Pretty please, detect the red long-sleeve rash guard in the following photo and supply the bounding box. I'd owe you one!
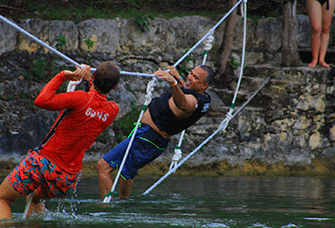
[34,71,119,174]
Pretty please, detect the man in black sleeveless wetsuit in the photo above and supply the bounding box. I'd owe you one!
[97,65,215,199]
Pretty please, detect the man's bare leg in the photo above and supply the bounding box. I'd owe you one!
[120,178,133,200]
[0,177,23,220]
[97,158,116,200]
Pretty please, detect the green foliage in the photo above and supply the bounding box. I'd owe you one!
[177,49,195,78]
[55,35,66,51]
[228,57,239,69]
[96,129,111,144]
[85,3,101,18]
[268,7,281,19]
[128,9,155,32]
[24,56,65,83]
[85,38,96,50]
[125,0,141,9]
[24,57,48,82]
[3,0,277,23]
[113,103,142,143]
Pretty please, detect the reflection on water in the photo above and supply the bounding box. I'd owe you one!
[2,176,335,227]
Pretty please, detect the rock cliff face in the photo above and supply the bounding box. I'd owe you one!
[0,15,334,169]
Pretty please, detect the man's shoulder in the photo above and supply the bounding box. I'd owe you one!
[182,88,211,101]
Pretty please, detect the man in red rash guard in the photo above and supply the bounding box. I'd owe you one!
[0,61,120,219]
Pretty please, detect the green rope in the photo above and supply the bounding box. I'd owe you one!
[104,191,117,198]
[128,123,142,137]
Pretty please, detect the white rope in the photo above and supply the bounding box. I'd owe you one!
[0,14,159,78]
[229,0,248,111]
[143,0,249,195]
[219,0,248,131]
[103,76,158,203]
[144,79,158,105]
[169,130,185,172]
[22,192,34,219]
[67,79,83,92]
[202,34,214,65]
[0,15,82,68]
[173,0,244,68]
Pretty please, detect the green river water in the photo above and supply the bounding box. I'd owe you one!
[2,176,335,228]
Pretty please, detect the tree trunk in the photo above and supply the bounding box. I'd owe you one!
[281,0,302,66]
[216,0,237,80]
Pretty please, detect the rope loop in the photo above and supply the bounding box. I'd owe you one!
[172,148,183,161]
[226,111,233,121]
[204,34,214,51]
[169,148,183,172]
[67,80,82,92]
[240,1,245,18]
[219,109,234,131]
[144,77,158,106]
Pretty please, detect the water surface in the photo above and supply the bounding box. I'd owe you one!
[2,176,335,227]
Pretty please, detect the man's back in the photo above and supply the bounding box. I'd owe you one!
[35,72,119,173]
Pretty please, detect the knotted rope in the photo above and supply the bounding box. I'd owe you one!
[202,33,214,65]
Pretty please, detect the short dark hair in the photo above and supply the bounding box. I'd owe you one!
[93,61,120,94]
[200,65,215,85]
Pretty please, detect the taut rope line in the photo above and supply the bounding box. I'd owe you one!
[0,14,157,78]
[172,0,244,68]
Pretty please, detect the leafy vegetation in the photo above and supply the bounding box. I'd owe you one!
[1,0,227,23]
[24,56,55,82]
[113,103,142,143]
[84,38,96,50]
[228,56,239,69]
[0,0,300,23]
[55,35,66,52]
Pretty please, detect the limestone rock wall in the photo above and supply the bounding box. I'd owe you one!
[0,15,334,168]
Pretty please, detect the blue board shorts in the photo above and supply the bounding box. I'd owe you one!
[103,123,169,180]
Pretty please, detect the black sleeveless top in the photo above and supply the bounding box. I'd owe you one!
[148,87,211,135]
